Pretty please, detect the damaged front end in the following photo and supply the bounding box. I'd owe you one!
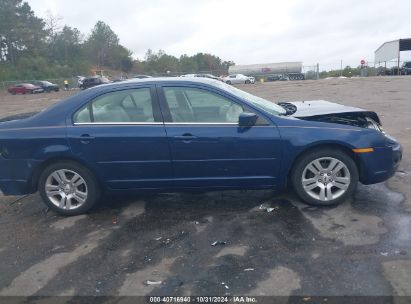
[278,100,383,131]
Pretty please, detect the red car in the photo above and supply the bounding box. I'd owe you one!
[8,83,43,95]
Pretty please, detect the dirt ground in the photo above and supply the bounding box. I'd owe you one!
[0,77,410,299]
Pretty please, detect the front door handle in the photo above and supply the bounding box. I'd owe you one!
[173,133,197,142]
[77,134,95,144]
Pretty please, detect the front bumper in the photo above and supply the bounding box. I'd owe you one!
[358,140,402,185]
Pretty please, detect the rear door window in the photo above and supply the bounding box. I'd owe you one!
[73,88,155,123]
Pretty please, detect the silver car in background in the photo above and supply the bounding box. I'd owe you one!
[222,74,255,84]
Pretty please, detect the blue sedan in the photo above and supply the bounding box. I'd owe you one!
[0,78,402,215]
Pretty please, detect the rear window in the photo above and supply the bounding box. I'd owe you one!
[73,88,155,123]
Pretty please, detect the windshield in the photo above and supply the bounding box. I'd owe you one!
[213,81,286,115]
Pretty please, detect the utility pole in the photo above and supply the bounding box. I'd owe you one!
[340,60,343,76]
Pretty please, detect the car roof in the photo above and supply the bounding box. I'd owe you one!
[85,77,222,91]
[74,77,233,99]
[122,76,218,85]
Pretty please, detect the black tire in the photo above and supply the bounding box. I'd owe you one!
[291,148,358,206]
[11,91,16,95]
[38,161,100,215]
[245,79,251,84]
[226,80,231,85]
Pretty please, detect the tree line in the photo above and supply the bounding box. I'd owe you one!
[0,0,234,81]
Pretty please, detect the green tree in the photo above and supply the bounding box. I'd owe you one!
[85,21,120,67]
[109,45,133,72]
[144,49,178,74]
[85,21,133,71]
[140,50,232,75]
[54,26,83,64]
[44,11,62,62]
[190,53,232,75]
[179,54,198,73]
[0,0,46,64]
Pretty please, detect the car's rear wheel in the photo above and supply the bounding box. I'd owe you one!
[226,80,231,85]
[39,161,100,215]
[291,149,358,206]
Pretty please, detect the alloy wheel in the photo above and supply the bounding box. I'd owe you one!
[301,157,351,202]
[45,169,88,210]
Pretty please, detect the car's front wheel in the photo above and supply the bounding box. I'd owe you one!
[291,149,358,206]
[39,161,100,215]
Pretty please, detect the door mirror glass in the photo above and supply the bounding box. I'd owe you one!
[239,112,258,127]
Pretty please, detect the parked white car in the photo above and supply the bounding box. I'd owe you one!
[222,74,255,84]
[180,74,197,77]
[77,76,86,87]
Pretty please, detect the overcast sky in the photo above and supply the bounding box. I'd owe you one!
[28,0,411,71]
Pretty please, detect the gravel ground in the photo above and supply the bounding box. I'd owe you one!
[0,77,410,298]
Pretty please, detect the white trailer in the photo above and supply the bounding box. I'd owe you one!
[228,62,304,80]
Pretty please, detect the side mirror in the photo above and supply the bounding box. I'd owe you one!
[239,112,258,127]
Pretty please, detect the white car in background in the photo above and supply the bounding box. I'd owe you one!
[77,76,86,87]
[222,74,255,84]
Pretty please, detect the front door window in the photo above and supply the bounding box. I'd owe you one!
[163,87,244,123]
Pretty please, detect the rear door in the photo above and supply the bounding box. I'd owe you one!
[157,84,282,189]
[67,86,173,190]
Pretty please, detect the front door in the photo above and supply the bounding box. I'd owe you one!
[67,86,173,190]
[158,85,282,189]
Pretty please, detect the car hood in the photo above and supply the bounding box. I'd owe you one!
[278,100,381,128]
[281,100,368,116]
